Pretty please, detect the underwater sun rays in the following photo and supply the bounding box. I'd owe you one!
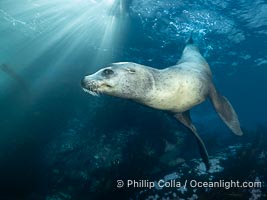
[0,0,128,97]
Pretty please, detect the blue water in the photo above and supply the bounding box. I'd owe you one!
[0,0,266,199]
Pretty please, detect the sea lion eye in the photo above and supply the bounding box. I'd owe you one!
[102,69,114,76]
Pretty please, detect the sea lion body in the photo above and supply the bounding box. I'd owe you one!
[81,39,243,170]
[137,46,211,112]
[82,45,211,113]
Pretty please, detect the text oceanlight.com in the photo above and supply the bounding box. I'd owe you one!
[116,179,262,189]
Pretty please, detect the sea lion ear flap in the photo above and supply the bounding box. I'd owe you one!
[123,67,136,73]
[209,84,243,136]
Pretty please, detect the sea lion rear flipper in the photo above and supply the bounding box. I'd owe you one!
[175,111,210,170]
[186,31,194,44]
[209,84,243,136]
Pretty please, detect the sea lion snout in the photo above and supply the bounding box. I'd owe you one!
[81,76,101,96]
[81,76,99,89]
[81,73,115,97]
[81,74,101,89]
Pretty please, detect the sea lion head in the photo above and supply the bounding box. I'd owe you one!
[81,62,154,100]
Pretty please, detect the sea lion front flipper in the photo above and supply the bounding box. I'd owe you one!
[209,84,243,136]
[174,111,210,170]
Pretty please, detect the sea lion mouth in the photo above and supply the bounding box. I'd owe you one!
[82,87,100,96]
[82,80,112,96]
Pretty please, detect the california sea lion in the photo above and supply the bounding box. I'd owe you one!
[81,37,243,170]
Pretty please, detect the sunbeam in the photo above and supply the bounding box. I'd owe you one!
[0,0,128,99]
